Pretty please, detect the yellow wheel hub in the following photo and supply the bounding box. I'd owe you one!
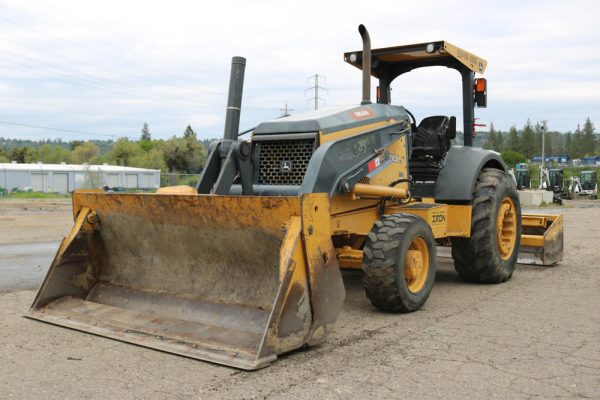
[403,237,429,293]
[496,197,517,260]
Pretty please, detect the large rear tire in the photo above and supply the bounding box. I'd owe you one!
[362,214,437,312]
[451,168,522,283]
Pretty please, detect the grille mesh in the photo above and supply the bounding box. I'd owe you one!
[257,139,315,185]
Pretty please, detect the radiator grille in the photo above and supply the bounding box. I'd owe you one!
[257,139,315,185]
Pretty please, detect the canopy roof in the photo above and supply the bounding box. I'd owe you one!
[344,40,487,77]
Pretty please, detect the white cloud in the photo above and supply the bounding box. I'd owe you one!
[0,0,598,140]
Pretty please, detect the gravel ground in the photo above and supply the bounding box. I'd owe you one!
[0,199,72,245]
[0,200,598,399]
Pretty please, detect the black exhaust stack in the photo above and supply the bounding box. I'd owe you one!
[197,56,253,195]
[358,24,371,105]
[223,56,246,140]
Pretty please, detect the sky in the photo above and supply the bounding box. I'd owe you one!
[0,0,598,141]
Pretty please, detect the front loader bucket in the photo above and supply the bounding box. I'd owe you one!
[26,191,345,370]
[518,213,563,265]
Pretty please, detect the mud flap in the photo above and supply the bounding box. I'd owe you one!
[26,191,345,370]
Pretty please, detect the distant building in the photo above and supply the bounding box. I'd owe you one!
[530,155,570,164]
[0,162,160,193]
[581,156,600,166]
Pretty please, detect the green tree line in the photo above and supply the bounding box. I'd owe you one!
[0,123,215,175]
[482,117,597,160]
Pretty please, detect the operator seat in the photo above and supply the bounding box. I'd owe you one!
[409,116,457,194]
[411,115,455,158]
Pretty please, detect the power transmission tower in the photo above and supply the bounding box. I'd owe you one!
[305,74,328,110]
[280,102,294,117]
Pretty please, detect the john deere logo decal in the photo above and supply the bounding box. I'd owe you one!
[280,160,293,173]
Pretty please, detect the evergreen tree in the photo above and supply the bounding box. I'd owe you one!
[582,117,596,157]
[484,122,498,151]
[496,130,505,152]
[9,147,38,163]
[507,125,520,152]
[545,131,555,156]
[183,125,197,141]
[564,132,572,158]
[572,124,584,159]
[484,130,495,150]
[140,122,153,152]
[552,131,565,155]
[141,122,152,141]
[520,120,536,158]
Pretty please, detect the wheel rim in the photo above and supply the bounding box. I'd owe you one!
[403,236,430,294]
[496,196,517,260]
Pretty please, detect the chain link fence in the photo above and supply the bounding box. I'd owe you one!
[160,173,202,188]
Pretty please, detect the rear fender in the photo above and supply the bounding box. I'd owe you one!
[435,146,507,202]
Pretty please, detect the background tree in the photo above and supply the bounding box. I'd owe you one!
[519,120,536,158]
[183,125,197,141]
[140,123,153,152]
[38,144,71,164]
[501,151,527,167]
[82,165,102,189]
[483,122,498,151]
[107,138,142,166]
[582,117,596,157]
[496,129,505,152]
[70,140,84,150]
[162,136,206,173]
[544,129,553,156]
[71,142,100,164]
[547,131,564,155]
[507,125,520,152]
[141,123,151,141]
[564,132,572,157]
[9,147,38,163]
[130,148,167,171]
[571,124,584,159]
[0,146,9,162]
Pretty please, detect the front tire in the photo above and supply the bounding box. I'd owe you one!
[362,214,437,312]
[451,168,522,283]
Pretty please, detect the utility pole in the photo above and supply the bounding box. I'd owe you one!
[539,120,547,190]
[279,103,294,117]
[305,74,328,110]
[541,120,547,169]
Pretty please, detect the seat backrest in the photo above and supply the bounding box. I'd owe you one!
[418,116,449,136]
[412,116,452,158]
